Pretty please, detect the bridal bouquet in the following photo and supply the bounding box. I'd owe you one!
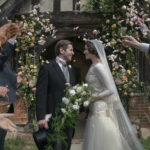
[45,83,92,150]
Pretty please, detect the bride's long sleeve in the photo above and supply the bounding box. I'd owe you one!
[94,64,114,99]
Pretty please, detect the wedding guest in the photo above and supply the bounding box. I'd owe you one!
[0,22,19,150]
[122,36,150,55]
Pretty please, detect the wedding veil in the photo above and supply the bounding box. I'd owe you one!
[89,39,144,150]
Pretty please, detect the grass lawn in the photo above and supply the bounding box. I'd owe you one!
[5,138,38,150]
[4,137,150,150]
[141,137,150,150]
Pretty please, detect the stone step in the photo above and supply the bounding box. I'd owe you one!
[72,139,83,144]
[71,139,83,150]
[71,143,82,150]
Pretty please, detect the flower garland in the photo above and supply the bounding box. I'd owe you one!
[83,0,150,108]
[15,5,56,118]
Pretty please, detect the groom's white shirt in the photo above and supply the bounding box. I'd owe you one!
[56,56,67,71]
[140,43,150,54]
[8,39,15,45]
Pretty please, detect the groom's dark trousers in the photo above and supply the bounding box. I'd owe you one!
[0,42,17,150]
[36,59,76,150]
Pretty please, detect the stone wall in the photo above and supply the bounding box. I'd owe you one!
[40,0,53,12]
[9,99,28,125]
[128,95,150,128]
[128,94,150,138]
[18,0,88,13]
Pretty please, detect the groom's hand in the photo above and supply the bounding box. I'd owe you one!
[38,120,49,129]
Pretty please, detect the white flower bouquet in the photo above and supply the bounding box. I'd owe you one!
[46,83,92,150]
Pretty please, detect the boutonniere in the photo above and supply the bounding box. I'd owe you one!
[68,65,72,69]
[65,82,71,86]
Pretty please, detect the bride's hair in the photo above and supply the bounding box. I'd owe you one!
[86,41,99,57]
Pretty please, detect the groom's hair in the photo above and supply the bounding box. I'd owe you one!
[55,40,73,56]
[86,41,99,57]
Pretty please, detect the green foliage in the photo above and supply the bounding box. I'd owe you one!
[5,138,38,150]
[141,137,150,150]
[5,138,24,150]
[85,0,130,14]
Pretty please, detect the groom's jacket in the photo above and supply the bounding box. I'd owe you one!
[36,59,76,121]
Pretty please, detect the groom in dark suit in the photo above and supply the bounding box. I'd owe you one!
[36,40,76,150]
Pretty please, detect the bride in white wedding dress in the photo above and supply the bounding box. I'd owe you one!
[82,40,144,150]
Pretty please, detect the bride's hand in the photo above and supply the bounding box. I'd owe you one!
[78,112,87,121]
[89,94,100,102]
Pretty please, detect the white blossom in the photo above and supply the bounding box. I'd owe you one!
[73,26,79,31]
[92,29,99,35]
[113,62,119,67]
[83,101,90,107]
[33,9,37,15]
[29,80,35,88]
[75,101,79,105]
[81,91,86,96]
[76,98,81,102]
[68,65,72,69]
[105,39,109,42]
[72,105,79,110]
[46,60,49,64]
[108,54,117,62]
[28,32,32,36]
[36,17,40,21]
[34,65,37,69]
[106,42,111,47]
[50,24,54,29]
[119,65,124,68]
[38,40,46,45]
[69,89,76,96]
[145,18,150,22]
[45,28,51,32]
[73,85,77,90]
[129,21,134,27]
[61,108,66,114]
[62,97,69,105]
[121,5,127,10]
[76,87,83,93]
[83,83,88,87]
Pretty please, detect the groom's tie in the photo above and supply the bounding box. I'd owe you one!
[59,60,70,83]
